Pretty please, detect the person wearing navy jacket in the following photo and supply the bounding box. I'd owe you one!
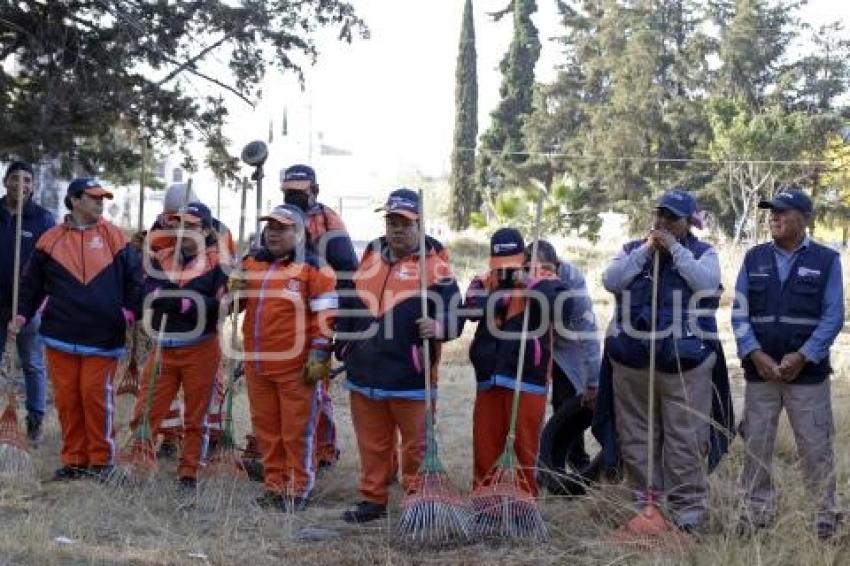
[601,189,723,533]
[732,187,844,539]
[12,178,142,481]
[335,188,462,523]
[0,161,55,445]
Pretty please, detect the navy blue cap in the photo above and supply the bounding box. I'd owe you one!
[656,189,698,219]
[758,186,813,215]
[282,164,317,188]
[490,228,525,269]
[375,188,419,220]
[169,201,212,227]
[4,161,33,182]
[260,203,306,227]
[66,178,113,199]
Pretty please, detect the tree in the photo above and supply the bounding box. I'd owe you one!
[449,0,479,231]
[477,0,541,193]
[0,1,367,181]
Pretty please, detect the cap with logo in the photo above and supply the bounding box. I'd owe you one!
[489,227,525,270]
[168,201,212,228]
[260,204,306,227]
[758,185,813,215]
[281,164,317,192]
[66,178,113,200]
[375,188,420,220]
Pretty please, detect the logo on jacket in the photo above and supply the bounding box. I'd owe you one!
[286,279,302,293]
[395,265,417,281]
[797,267,821,278]
[21,230,33,238]
[88,236,104,250]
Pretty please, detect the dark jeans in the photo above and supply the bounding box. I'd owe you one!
[551,365,590,470]
[1,311,47,417]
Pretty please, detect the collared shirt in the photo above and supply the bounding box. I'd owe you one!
[731,236,844,362]
[602,238,721,294]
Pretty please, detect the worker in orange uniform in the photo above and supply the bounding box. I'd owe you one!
[336,188,463,523]
[280,164,358,470]
[464,228,578,497]
[130,202,228,489]
[12,178,142,481]
[232,204,337,511]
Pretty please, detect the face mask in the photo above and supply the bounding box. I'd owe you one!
[284,190,310,212]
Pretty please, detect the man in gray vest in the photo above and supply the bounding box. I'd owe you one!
[732,186,844,539]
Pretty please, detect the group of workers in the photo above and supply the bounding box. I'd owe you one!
[0,158,843,538]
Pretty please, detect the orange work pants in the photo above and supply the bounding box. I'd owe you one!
[246,370,321,498]
[349,392,427,505]
[473,386,547,497]
[131,337,221,478]
[45,348,120,467]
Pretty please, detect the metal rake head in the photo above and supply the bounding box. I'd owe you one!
[202,446,248,480]
[470,468,548,541]
[112,439,158,486]
[116,359,140,396]
[395,471,473,547]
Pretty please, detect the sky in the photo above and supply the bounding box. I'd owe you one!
[164,0,850,238]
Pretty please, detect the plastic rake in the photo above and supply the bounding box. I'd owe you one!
[112,316,169,485]
[470,185,548,542]
[395,189,472,547]
[0,191,33,477]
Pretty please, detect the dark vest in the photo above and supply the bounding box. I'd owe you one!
[742,240,836,384]
[607,235,719,371]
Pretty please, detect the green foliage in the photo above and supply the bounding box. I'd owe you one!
[0,0,366,181]
[449,0,479,230]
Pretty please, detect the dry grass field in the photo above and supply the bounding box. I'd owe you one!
[3,238,850,565]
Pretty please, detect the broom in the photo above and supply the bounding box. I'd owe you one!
[111,315,169,485]
[608,251,692,551]
[395,189,472,547]
[0,187,34,476]
[204,176,249,480]
[469,184,548,541]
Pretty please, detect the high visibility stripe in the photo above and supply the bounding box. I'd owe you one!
[105,372,116,465]
[778,316,820,326]
[309,293,338,312]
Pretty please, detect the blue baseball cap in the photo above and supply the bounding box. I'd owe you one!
[656,189,698,219]
[169,201,212,227]
[758,186,813,215]
[66,177,113,199]
[489,228,525,270]
[375,188,419,220]
[4,161,33,182]
[260,203,305,228]
[281,164,317,190]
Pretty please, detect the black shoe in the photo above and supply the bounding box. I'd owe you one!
[255,491,287,510]
[292,496,310,512]
[86,465,117,483]
[51,466,87,482]
[157,439,180,460]
[242,458,264,482]
[736,515,770,537]
[25,413,43,447]
[178,476,197,491]
[342,501,387,524]
[817,521,836,540]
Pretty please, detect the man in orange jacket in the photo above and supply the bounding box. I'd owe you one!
[131,202,229,488]
[234,204,337,511]
[280,164,358,470]
[13,178,142,481]
[336,189,463,523]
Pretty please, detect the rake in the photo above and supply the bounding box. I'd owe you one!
[204,177,249,480]
[111,316,168,485]
[395,189,472,547]
[470,183,548,542]
[608,252,693,552]
[0,190,33,477]
[116,327,141,396]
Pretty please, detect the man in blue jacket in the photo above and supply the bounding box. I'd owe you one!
[0,161,55,445]
[732,187,844,539]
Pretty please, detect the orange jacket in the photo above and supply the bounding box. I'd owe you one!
[240,248,337,378]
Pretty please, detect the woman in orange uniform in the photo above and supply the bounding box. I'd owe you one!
[233,204,337,511]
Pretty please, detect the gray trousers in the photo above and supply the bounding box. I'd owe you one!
[739,379,837,526]
[612,353,716,527]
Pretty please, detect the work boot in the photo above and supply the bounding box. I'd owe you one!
[178,476,198,491]
[342,501,387,524]
[87,465,118,483]
[25,413,43,448]
[157,438,180,460]
[51,466,87,482]
[255,491,287,511]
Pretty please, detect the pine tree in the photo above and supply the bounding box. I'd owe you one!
[478,0,541,193]
[449,0,479,231]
